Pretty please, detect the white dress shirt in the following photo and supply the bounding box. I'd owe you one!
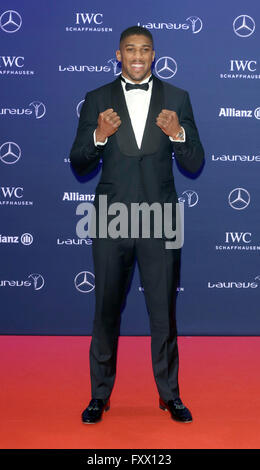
[94,74,185,148]
[121,74,153,148]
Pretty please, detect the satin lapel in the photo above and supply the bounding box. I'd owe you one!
[140,76,164,154]
[111,77,140,156]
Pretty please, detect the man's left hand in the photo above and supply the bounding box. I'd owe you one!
[156,109,182,139]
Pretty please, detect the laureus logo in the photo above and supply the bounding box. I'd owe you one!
[29,101,46,119]
[0,273,45,290]
[76,100,85,118]
[27,274,45,290]
[0,102,46,119]
[137,16,203,34]
[107,58,121,76]
[179,190,199,207]
[186,16,203,34]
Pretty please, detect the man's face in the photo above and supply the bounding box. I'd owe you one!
[116,34,155,83]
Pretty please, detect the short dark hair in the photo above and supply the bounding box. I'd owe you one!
[120,26,154,47]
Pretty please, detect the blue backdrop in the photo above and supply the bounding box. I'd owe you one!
[1,0,259,335]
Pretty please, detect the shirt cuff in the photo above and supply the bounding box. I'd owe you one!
[93,129,108,146]
[169,127,186,143]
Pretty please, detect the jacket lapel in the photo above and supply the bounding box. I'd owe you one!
[111,77,140,156]
[140,75,164,154]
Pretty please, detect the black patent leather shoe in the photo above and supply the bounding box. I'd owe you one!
[81,398,110,424]
[159,397,193,423]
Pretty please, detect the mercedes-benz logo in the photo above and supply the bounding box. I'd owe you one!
[0,10,22,33]
[76,100,85,118]
[28,273,45,290]
[179,190,199,208]
[186,16,203,34]
[155,57,177,80]
[29,101,46,119]
[254,107,260,120]
[74,271,95,293]
[0,142,21,165]
[233,15,255,37]
[228,188,250,210]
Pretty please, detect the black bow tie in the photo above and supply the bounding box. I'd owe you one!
[121,75,152,91]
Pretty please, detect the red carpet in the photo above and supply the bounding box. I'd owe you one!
[0,336,259,449]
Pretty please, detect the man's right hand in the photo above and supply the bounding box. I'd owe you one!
[95,108,121,143]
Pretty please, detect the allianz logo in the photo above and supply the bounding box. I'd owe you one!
[63,192,95,201]
[219,107,260,119]
[0,233,33,245]
[208,276,260,289]
[212,153,260,162]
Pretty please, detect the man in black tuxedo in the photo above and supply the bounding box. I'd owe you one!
[70,26,204,424]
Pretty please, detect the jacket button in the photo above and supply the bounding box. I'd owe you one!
[139,156,143,162]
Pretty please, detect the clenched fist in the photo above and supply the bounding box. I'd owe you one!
[156,109,182,139]
[95,108,121,142]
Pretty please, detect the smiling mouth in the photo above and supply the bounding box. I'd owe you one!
[131,63,145,70]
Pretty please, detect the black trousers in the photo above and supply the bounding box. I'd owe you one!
[89,236,181,403]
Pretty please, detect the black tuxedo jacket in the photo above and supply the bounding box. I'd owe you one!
[70,75,204,239]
